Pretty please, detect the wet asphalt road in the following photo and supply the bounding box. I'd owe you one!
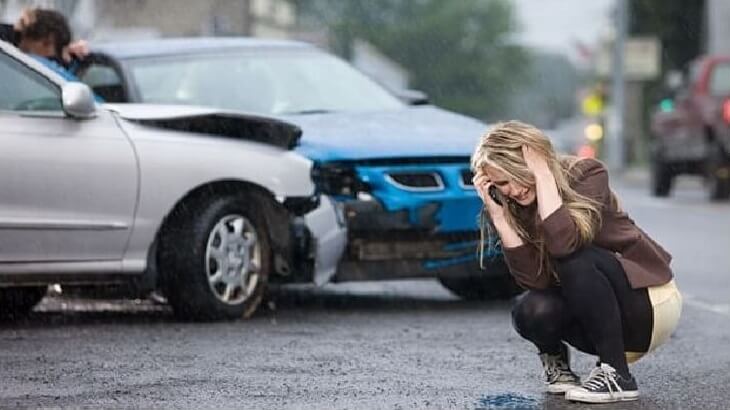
[1,174,729,409]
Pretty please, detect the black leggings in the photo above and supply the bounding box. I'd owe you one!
[511,246,653,378]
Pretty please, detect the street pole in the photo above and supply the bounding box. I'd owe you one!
[607,0,628,171]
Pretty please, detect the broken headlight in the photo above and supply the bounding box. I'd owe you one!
[311,162,370,198]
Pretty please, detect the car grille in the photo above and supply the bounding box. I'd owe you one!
[386,172,444,191]
[460,169,474,187]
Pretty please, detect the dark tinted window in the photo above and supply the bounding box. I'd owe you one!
[78,62,127,102]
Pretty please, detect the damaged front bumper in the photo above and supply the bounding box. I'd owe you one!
[285,160,505,285]
[333,199,498,282]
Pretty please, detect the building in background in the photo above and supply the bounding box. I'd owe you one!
[0,0,296,40]
[705,0,730,55]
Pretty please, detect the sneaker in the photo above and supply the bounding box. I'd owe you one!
[565,363,639,403]
[540,344,580,394]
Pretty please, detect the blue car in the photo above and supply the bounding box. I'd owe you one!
[77,38,518,299]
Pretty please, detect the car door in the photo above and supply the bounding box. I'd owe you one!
[75,54,131,103]
[0,51,138,264]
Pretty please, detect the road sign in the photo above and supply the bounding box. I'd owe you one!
[596,36,661,80]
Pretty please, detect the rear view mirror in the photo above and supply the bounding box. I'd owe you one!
[62,82,96,119]
[394,89,430,106]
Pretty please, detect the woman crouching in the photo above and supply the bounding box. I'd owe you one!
[472,121,682,404]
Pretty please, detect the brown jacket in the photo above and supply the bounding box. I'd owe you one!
[502,158,673,290]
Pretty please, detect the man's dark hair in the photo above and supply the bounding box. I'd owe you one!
[21,9,71,58]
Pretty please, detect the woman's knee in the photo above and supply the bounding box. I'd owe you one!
[511,290,565,336]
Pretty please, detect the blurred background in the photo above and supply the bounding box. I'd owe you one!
[0,0,714,169]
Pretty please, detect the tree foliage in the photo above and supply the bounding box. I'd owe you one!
[629,0,704,73]
[291,0,529,120]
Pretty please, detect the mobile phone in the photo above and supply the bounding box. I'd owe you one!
[488,185,502,206]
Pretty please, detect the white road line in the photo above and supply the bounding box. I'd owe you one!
[682,294,730,316]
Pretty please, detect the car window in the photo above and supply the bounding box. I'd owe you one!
[0,52,62,112]
[709,63,730,96]
[78,62,127,102]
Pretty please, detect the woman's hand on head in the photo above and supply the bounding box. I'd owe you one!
[472,172,505,220]
[522,145,552,178]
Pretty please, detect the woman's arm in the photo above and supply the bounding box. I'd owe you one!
[523,145,563,220]
[473,172,551,289]
[537,158,610,257]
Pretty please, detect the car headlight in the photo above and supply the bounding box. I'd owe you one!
[311,163,370,197]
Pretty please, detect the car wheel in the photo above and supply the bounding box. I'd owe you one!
[158,193,271,321]
[0,286,47,320]
[707,143,730,201]
[651,152,673,197]
[439,259,522,300]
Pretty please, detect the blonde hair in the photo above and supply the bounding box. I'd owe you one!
[471,120,601,278]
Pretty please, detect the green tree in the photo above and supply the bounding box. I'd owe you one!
[629,0,705,74]
[291,0,529,120]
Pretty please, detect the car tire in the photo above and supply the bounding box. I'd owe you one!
[707,143,730,201]
[651,152,673,197]
[158,192,271,321]
[439,259,522,300]
[0,286,47,320]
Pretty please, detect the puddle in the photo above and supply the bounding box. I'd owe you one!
[475,393,541,409]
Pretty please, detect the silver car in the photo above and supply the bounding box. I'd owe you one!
[0,41,337,320]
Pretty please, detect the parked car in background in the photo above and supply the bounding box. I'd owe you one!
[75,38,519,300]
[650,55,730,200]
[0,40,324,320]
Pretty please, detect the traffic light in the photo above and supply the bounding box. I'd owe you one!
[659,98,674,113]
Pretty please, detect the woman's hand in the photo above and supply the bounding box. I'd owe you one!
[472,172,505,221]
[522,145,551,178]
[473,171,524,248]
[522,145,562,219]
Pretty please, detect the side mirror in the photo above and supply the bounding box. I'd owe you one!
[394,89,430,106]
[62,82,96,119]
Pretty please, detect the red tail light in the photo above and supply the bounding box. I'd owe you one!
[722,99,730,124]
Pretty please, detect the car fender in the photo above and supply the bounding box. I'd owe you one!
[113,117,315,272]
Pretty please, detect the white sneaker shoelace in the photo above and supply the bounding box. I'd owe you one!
[540,353,575,384]
[582,363,622,394]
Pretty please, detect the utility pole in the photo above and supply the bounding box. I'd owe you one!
[241,0,252,36]
[607,0,628,171]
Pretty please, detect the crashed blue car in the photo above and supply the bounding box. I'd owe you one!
[76,37,518,299]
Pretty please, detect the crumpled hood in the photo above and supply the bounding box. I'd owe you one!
[106,103,302,149]
[280,106,486,162]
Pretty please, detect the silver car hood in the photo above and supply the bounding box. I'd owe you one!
[104,103,302,150]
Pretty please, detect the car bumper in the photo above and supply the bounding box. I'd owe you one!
[330,198,501,282]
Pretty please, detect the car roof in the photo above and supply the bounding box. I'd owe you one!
[93,37,316,60]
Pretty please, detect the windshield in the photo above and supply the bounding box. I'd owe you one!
[126,50,405,115]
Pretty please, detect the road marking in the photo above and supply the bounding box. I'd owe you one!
[682,294,730,316]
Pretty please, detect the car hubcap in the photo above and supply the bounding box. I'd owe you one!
[205,214,261,305]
